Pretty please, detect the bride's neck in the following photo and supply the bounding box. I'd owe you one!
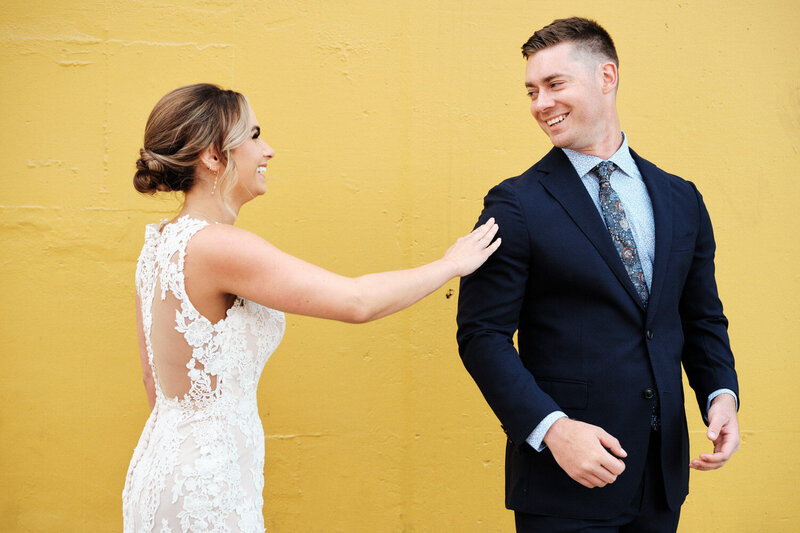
[179,187,240,225]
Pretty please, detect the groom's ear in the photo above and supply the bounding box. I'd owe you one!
[598,61,618,95]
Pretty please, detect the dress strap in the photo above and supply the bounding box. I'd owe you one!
[156,216,210,302]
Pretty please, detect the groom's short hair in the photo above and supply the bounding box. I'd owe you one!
[521,17,618,67]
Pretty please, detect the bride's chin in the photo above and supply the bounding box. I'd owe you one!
[247,189,265,201]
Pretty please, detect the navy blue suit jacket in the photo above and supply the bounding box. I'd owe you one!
[456,147,738,518]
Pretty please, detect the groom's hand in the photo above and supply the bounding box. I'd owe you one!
[690,393,739,471]
[543,418,627,489]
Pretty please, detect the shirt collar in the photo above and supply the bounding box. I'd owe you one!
[561,132,639,180]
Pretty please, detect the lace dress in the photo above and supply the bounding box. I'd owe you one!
[123,216,285,533]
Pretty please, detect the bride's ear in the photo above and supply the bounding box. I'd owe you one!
[198,145,222,173]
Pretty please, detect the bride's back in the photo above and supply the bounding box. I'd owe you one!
[139,217,218,402]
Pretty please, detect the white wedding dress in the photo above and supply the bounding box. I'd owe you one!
[123,216,285,533]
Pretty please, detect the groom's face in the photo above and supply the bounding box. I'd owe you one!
[525,41,610,154]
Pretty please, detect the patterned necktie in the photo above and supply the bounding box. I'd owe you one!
[594,161,649,307]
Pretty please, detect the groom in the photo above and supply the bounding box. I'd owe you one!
[456,17,739,531]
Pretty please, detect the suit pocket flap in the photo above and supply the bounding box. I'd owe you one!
[537,378,588,410]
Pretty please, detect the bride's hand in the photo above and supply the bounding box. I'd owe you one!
[443,218,501,277]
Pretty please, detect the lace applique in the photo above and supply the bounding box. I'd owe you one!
[123,216,285,533]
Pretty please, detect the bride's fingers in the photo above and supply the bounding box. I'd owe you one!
[471,218,496,240]
[484,237,501,255]
[478,223,499,246]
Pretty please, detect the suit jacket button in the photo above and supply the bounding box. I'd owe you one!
[646,329,654,340]
[643,388,656,400]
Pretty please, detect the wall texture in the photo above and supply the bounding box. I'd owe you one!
[1,1,798,531]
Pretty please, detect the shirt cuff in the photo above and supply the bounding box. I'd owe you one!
[705,389,738,422]
[526,411,568,452]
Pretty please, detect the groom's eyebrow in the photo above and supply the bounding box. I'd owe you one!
[526,73,568,87]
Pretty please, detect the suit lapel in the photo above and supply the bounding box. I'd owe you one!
[631,149,673,323]
[536,148,646,310]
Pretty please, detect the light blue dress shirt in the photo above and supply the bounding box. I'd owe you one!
[525,133,736,451]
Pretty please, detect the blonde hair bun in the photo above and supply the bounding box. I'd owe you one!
[133,84,251,195]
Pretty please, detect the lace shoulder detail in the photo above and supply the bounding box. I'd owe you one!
[135,221,164,295]
[155,216,210,300]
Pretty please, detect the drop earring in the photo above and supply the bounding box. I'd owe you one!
[210,168,219,195]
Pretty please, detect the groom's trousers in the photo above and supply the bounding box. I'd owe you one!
[514,430,681,533]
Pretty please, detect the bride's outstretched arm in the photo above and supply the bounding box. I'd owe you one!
[188,219,500,323]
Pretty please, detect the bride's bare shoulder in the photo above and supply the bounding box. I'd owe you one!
[192,222,260,243]
[187,223,279,265]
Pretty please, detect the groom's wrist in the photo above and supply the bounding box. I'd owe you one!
[527,411,567,451]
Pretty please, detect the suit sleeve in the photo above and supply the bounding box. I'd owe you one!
[456,182,562,444]
[679,183,740,419]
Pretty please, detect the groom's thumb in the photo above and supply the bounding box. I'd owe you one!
[707,416,724,441]
[598,430,627,458]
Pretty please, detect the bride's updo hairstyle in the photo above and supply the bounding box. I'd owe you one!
[134,83,252,196]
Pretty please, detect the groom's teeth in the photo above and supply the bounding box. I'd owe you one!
[547,114,566,126]
[257,165,266,174]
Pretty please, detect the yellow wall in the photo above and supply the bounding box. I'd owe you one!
[1,1,798,531]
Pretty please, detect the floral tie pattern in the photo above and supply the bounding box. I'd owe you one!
[594,161,649,307]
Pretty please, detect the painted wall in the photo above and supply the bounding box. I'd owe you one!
[1,1,798,531]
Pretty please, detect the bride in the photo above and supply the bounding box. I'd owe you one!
[122,83,500,532]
